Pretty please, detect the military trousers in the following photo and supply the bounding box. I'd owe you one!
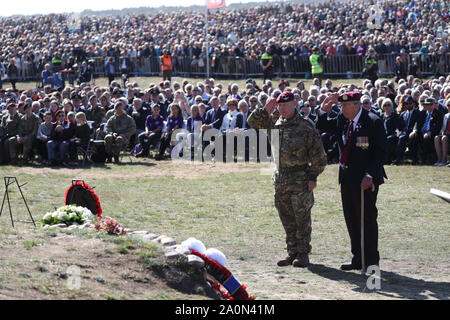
[274,182,314,256]
[104,134,127,157]
[3,136,18,161]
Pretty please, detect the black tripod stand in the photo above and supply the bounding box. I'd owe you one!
[0,176,36,228]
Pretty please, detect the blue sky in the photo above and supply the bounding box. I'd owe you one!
[2,0,280,17]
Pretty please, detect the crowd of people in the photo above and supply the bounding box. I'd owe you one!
[1,72,449,167]
[0,0,448,85]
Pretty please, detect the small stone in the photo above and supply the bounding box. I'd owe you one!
[67,225,78,230]
[161,237,176,246]
[187,255,205,268]
[155,235,166,243]
[176,245,191,255]
[55,223,67,228]
[132,230,148,235]
[165,251,181,259]
[123,228,133,233]
[140,233,158,242]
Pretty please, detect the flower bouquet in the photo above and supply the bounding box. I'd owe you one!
[94,216,127,235]
[41,205,96,226]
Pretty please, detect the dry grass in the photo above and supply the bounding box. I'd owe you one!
[0,159,449,300]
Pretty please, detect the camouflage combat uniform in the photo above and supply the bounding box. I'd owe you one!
[18,113,41,161]
[105,112,136,157]
[248,108,327,256]
[1,112,21,163]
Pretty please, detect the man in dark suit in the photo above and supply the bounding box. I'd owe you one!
[319,91,387,271]
[395,95,420,164]
[409,97,444,165]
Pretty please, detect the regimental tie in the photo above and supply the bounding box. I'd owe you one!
[340,120,354,166]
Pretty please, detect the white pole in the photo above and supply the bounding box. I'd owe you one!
[205,1,210,78]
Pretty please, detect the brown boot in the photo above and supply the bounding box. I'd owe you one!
[277,254,296,267]
[293,253,309,268]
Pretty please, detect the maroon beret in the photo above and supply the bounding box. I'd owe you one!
[55,110,64,118]
[6,103,16,109]
[338,91,362,102]
[276,91,295,103]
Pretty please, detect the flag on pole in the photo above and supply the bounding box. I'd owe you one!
[207,0,226,10]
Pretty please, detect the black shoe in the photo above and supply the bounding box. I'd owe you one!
[277,255,296,267]
[106,156,113,163]
[154,154,163,161]
[114,156,120,163]
[340,262,362,271]
[135,151,148,158]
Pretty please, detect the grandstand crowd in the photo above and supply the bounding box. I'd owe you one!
[1,73,449,167]
[0,0,449,167]
[0,0,448,82]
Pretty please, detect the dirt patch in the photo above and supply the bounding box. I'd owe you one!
[0,227,214,300]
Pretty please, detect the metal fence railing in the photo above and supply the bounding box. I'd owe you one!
[2,52,448,86]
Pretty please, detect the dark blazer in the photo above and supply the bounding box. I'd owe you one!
[338,108,387,186]
[413,109,444,137]
[399,108,420,135]
[237,110,252,130]
[382,113,404,137]
[320,108,387,186]
[204,107,227,130]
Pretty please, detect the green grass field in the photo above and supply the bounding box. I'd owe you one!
[0,159,448,300]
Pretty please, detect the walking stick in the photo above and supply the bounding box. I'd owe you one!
[360,186,365,275]
[361,183,375,275]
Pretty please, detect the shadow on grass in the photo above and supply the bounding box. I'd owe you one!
[307,263,450,300]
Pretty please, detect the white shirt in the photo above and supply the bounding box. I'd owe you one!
[220,109,239,132]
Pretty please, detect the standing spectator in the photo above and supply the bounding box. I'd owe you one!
[160,49,173,82]
[309,47,324,86]
[260,48,274,82]
[434,99,450,166]
[105,57,115,85]
[7,59,19,90]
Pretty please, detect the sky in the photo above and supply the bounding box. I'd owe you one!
[1,0,280,17]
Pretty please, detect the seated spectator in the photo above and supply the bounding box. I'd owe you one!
[47,110,75,166]
[85,95,106,129]
[395,95,420,164]
[136,104,164,158]
[155,103,184,160]
[68,112,91,165]
[130,98,151,144]
[104,101,137,163]
[17,103,41,163]
[1,103,21,164]
[381,98,404,164]
[434,99,450,166]
[409,98,444,165]
[35,111,53,164]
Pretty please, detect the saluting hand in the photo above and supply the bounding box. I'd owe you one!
[264,98,277,114]
[321,92,339,113]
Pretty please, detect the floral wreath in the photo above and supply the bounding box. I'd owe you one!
[189,249,255,300]
[64,181,102,219]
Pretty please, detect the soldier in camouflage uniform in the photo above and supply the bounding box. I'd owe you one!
[104,101,136,163]
[247,91,327,268]
[1,103,21,164]
[17,103,41,163]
